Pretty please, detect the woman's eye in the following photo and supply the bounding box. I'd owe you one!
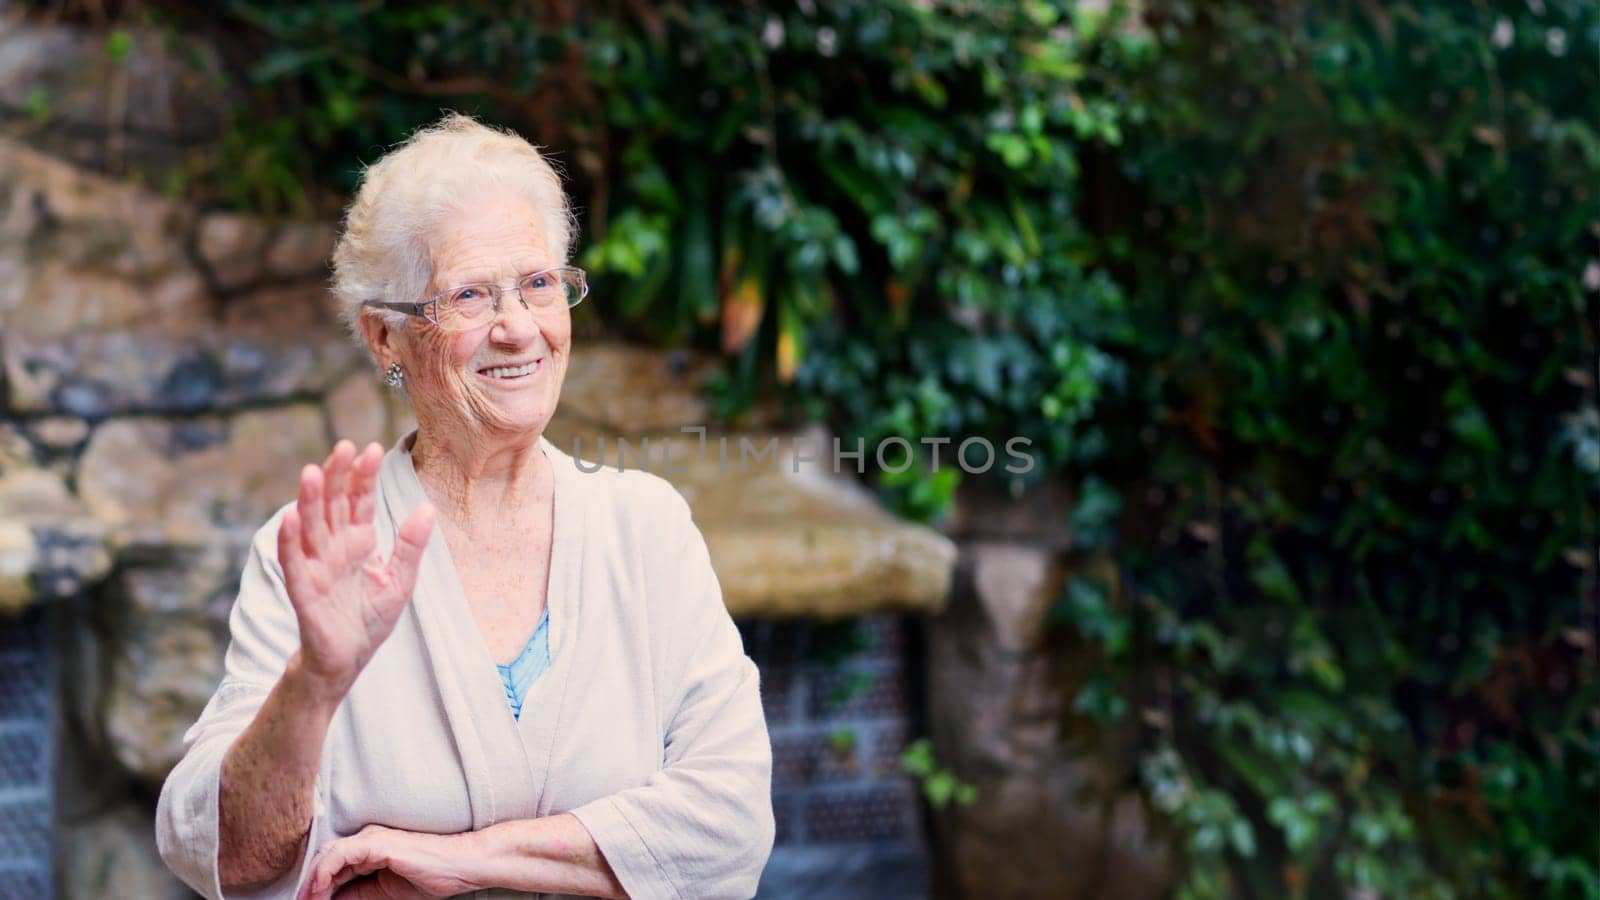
[453,288,482,303]
[527,275,551,289]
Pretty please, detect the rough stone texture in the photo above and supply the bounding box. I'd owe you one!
[554,343,714,434]
[555,341,782,434]
[265,221,338,281]
[0,440,111,613]
[0,20,233,181]
[0,140,195,301]
[97,540,242,784]
[195,210,274,291]
[0,135,352,622]
[51,709,176,898]
[327,367,400,450]
[76,405,330,548]
[942,476,1077,552]
[4,329,360,417]
[0,139,360,419]
[57,801,192,900]
[23,416,90,455]
[6,261,208,341]
[543,417,956,618]
[924,543,1177,899]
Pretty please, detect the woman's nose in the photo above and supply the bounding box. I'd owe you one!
[489,290,539,343]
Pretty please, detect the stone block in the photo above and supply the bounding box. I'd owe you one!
[4,329,360,417]
[76,405,330,547]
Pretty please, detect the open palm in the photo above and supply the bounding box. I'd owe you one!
[277,440,436,696]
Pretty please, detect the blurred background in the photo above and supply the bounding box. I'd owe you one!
[0,1,1595,898]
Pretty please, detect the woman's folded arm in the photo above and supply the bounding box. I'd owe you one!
[565,490,776,900]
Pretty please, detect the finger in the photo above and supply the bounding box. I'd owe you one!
[305,837,364,900]
[298,464,330,558]
[278,506,309,598]
[330,855,385,892]
[349,443,383,527]
[324,863,357,895]
[300,842,345,900]
[322,838,385,893]
[383,504,436,603]
[278,505,304,572]
[297,848,330,900]
[324,440,356,533]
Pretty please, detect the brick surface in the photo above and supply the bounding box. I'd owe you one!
[737,615,925,853]
[0,608,54,899]
[803,785,918,843]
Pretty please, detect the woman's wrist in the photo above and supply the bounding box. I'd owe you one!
[281,650,352,714]
[453,815,623,898]
[450,824,508,894]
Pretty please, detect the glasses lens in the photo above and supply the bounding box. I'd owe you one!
[519,269,586,308]
[565,268,588,308]
[436,284,498,329]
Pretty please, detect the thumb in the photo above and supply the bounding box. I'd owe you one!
[384,503,436,600]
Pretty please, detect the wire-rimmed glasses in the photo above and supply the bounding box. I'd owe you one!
[363,266,588,331]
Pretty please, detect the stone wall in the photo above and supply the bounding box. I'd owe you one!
[0,136,404,897]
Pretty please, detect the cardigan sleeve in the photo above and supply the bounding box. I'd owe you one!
[569,490,776,900]
[154,505,330,900]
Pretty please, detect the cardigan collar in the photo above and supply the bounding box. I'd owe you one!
[375,427,588,826]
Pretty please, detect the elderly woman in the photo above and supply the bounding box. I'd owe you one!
[155,114,775,900]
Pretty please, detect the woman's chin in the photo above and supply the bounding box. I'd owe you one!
[481,403,552,438]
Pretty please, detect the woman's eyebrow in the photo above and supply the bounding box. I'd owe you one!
[447,261,552,285]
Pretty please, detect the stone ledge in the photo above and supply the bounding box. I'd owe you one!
[702,520,954,618]
[545,413,956,619]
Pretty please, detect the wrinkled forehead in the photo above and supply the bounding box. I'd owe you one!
[424,194,554,291]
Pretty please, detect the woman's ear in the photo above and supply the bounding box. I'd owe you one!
[358,308,398,368]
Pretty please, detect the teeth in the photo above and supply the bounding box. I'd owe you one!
[483,361,538,379]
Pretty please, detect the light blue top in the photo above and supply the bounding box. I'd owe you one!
[496,606,552,720]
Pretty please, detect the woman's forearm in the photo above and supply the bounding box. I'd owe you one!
[217,651,344,889]
[462,814,627,899]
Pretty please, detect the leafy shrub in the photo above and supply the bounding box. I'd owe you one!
[1061,2,1599,896]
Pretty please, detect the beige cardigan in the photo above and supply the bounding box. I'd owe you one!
[155,432,775,899]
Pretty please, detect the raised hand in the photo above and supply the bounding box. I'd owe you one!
[277,440,436,700]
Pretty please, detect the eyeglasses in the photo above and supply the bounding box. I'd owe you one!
[363,266,588,331]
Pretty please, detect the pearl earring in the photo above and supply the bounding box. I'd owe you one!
[384,362,405,388]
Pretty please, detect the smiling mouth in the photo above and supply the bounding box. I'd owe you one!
[478,359,544,380]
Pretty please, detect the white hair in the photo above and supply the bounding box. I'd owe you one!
[330,112,575,352]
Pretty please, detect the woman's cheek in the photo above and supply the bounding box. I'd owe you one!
[410,332,484,432]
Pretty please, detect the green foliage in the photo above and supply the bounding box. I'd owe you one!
[122,0,1148,512]
[22,87,50,122]
[1077,1,1599,897]
[901,738,978,810]
[104,27,133,63]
